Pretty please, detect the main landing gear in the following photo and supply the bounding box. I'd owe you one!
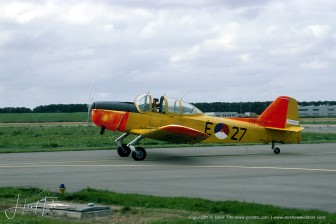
[115,133,147,161]
[272,141,280,154]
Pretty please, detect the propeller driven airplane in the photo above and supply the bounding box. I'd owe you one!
[91,93,303,161]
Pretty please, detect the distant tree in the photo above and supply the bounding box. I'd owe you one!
[0,107,32,113]
[193,100,336,115]
[299,101,336,106]
[193,101,272,114]
[33,104,88,113]
[2,100,334,114]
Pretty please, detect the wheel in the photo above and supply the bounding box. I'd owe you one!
[273,147,280,154]
[131,147,147,161]
[117,144,131,157]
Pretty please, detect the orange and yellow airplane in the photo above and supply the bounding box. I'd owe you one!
[91,93,303,161]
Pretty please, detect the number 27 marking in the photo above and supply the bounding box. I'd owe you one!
[231,127,247,141]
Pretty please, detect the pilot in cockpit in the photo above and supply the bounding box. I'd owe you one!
[152,98,160,112]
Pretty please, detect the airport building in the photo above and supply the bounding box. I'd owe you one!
[205,112,238,118]
[206,105,336,118]
[299,105,336,117]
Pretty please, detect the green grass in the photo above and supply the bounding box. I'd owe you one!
[0,125,111,152]
[0,187,334,224]
[301,132,336,143]
[0,125,173,153]
[300,117,336,124]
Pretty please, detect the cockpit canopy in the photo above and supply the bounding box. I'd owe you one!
[135,93,203,115]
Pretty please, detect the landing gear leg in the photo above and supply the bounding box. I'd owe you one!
[272,141,280,154]
[127,135,147,161]
[115,133,131,157]
[100,126,106,135]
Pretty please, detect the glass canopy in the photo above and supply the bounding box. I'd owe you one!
[134,93,203,115]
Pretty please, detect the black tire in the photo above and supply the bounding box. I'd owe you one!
[131,147,147,161]
[117,144,131,157]
[273,147,280,154]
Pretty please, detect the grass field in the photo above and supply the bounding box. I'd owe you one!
[0,125,335,153]
[300,117,336,124]
[0,125,175,153]
[0,125,113,152]
[0,187,334,224]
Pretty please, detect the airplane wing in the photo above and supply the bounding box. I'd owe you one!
[130,125,210,144]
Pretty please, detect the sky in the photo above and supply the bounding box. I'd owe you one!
[0,0,335,108]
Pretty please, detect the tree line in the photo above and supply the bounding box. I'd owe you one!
[0,104,88,113]
[0,101,335,114]
[194,101,336,114]
[193,101,272,115]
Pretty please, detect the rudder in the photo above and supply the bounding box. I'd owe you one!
[257,96,300,129]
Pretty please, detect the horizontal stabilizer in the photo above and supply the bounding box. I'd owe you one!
[265,126,304,132]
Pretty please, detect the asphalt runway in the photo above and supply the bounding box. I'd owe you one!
[1,143,335,213]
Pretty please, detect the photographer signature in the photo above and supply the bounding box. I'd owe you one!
[5,194,60,220]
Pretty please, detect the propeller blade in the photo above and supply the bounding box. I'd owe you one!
[87,80,95,124]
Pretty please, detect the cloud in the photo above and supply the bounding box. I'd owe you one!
[0,0,335,108]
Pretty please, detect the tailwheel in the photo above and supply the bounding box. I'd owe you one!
[131,147,147,161]
[273,147,280,154]
[117,144,131,157]
[272,141,280,155]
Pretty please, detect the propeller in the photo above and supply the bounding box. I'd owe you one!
[87,80,95,125]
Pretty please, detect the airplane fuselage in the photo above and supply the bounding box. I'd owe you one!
[123,111,301,144]
[91,94,303,160]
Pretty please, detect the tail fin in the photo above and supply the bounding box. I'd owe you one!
[257,96,301,130]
